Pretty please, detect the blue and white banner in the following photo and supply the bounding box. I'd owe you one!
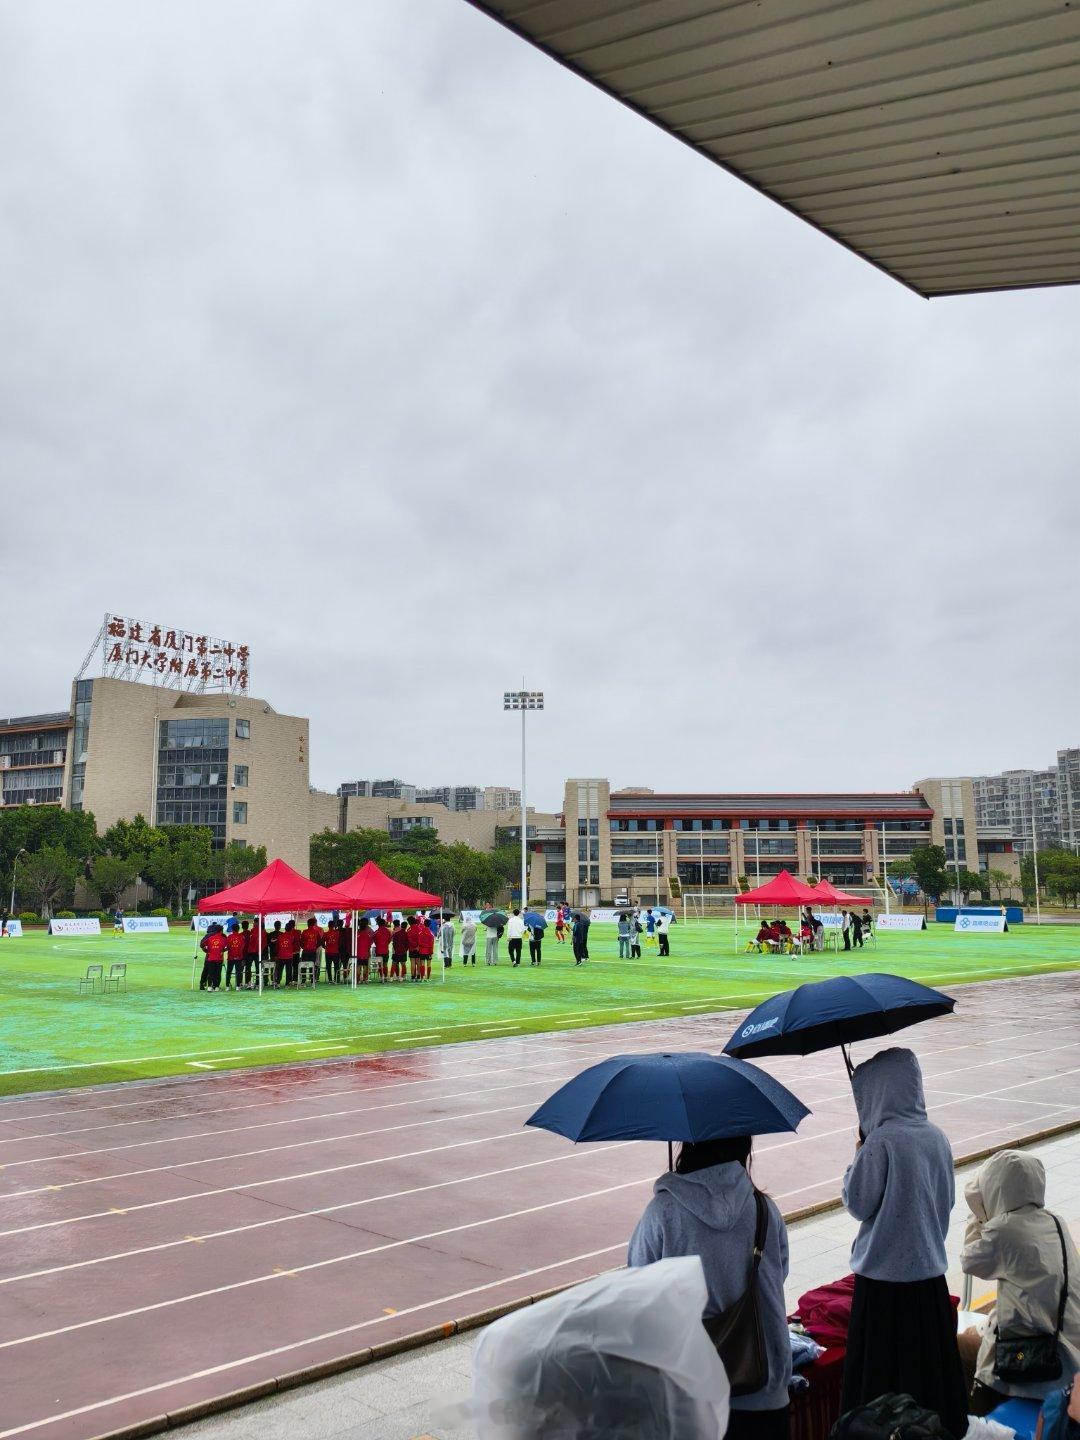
[191,914,232,932]
[1,919,23,937]
[876,914,926,931]
[814,912,844,928]
[122,916,170,934]
[955,914,1007,933]
[49,917,101,936]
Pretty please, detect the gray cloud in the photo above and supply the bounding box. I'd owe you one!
[2,0,1078,805]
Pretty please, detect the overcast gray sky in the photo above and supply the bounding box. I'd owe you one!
[2,1,1078,809]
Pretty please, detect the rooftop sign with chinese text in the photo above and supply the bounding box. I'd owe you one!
[93,614,250,693]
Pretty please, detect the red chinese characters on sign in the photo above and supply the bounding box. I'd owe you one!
[102,617,250,693]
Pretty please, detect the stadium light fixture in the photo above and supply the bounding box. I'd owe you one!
[503,690,544,911]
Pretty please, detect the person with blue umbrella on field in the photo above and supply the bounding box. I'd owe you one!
[528,1051,810,1440]
[724,974,967,1439]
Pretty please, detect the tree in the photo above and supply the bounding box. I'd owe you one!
[955,868,984,904]
[309,828,391,886]
[144,827,215,914]
[907,845,951,911]
[88,853,144,910]
[214,843,267,889]
[1040,849,1080,907]
[987,867,1013,903]
[101,815,166,864]
[1,806,98,892]
[16,844,80,919]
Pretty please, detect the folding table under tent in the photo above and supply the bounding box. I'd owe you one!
[733,869,825,952]
[196,858,350,992]
[331,861,443,986]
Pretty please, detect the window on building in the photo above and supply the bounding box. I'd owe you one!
[233,802,248,824]
[944,819,953,834]
[234,765,249,787]
[235,718,250,739]
[233,839,248,849]
[588,818,598,836]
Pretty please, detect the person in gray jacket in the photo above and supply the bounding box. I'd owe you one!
[627,1136,791,1440]
[840,1047,967,1439]
[961,1148,1080,1413]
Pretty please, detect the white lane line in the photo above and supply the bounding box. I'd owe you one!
[0,1241,628,1440]
[0,1066,620,1171]
[0,1129,538,1240]
[186,1059,242,1070]
[0,1143,641,1287]
[0,1179,660,1350]
[0,1101,548,1201]
[0,1048,620,1142]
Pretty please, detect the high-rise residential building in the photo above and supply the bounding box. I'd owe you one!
[483,786,521,811]
[414,785,483,812]
[0,711,72,808]
[972,762,1067,854]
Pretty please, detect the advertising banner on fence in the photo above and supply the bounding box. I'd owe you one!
[955,914,1007,933]
[876,914,926,931]
[1,919,23,937]
[49,918,102,936]
[122,917,170,934]
[191,915,231,932]
[813,912,843,928]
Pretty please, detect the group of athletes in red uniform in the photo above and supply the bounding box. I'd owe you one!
[197,913,439,990]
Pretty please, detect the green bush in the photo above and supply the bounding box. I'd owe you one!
[55,910,76,919]
[151,908,171,918]
[18,911,38,925]
[98,912,113,924]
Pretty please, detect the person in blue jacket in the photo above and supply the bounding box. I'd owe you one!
[840,1047,967,1438]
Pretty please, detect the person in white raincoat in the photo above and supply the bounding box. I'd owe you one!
[961,1148,1080,1413]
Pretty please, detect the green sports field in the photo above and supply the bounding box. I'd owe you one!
[1,921,1078,1097]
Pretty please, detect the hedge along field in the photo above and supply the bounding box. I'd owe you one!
[0,919,1077,1096]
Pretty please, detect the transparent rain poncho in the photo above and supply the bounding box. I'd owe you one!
[469,1256,730,1439]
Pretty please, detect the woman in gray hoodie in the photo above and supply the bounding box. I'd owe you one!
[840,1048,967,1437]
[627,1136,791,1440]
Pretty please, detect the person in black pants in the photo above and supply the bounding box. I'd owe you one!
[528,923,543,966]
[851,910,864,948]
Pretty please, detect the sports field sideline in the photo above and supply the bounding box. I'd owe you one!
[2,919,1078,1097]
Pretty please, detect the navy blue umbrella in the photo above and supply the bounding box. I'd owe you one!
[524,910,547,931]
[723,972,956,1074]
[526,1051,809,1169]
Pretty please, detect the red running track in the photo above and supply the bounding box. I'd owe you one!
[0,972,1077,1440]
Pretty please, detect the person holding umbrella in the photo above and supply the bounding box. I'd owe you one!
[571,910,590,965]
[525,910,545,965]
[528,1051,808,1440]
[840,1047,967,1439]
[485,919,502,966]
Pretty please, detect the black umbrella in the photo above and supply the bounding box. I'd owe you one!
[723,973,956,1077]
[480,910,508,929]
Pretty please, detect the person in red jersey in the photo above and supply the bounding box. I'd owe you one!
[199,924,227,991]
[390,918,409,980]
[415,914,436,980]
[355,917,374,983]
[322,918,341,983]
[275,919,301,986]
[243,918,261,988]
[373,915,392,982]
[225,924,248,991]
[337,916,353,984]
[300,916,323,980]
[405,913,427,982]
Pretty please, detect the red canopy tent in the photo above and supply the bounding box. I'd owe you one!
[331,861,442,912]
[733,870,823,908]
[328,862,443,988]
[196,859,350,992]
[811,878,868,908]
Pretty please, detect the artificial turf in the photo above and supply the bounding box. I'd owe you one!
[1,919,1077,1097]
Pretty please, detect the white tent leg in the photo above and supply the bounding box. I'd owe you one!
[257,913,263,995]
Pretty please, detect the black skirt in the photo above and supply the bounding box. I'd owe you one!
[841,1274,968,1440]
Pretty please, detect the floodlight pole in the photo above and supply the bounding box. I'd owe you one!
[1031,805,1041,926]
[9,847,26,915]
[504,688,544,914]
[881,823,891,915]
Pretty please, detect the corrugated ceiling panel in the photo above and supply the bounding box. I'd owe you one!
[468,0,1080,294]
